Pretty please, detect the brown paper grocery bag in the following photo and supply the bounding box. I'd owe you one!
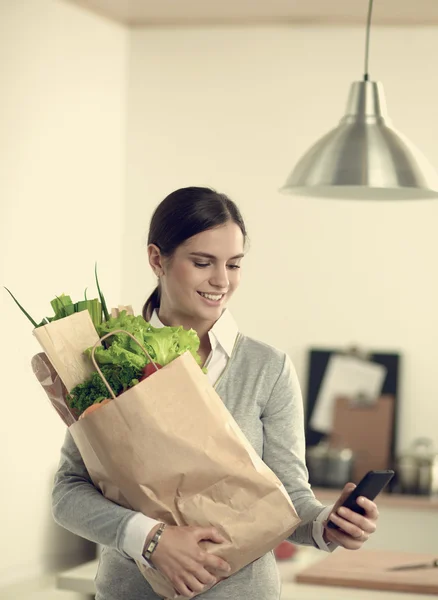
[33,310,100,392]
[31,352,78,426]
[69,344,301,599]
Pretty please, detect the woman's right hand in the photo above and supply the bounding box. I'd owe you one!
[149,525,231,598]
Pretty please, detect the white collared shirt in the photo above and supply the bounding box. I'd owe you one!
[150,308,239,387]
[123,309,333,565]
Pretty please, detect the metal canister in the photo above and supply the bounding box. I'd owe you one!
[306,441,355,488]
[397,438,438,496]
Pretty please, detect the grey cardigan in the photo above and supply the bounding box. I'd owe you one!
[52,334,328,600]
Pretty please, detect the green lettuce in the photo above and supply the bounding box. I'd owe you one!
[86,311,203,370]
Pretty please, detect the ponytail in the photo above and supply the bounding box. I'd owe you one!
[142,286,161,322]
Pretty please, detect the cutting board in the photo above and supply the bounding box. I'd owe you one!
[329,395,395,482]
[296,549,438,595]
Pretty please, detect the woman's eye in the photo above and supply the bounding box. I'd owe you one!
[193,261,240,269]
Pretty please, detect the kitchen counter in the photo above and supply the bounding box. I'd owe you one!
[293,548,438,596]
[56,547,431,600]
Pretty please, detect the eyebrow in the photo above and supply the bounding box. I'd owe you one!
[189,252,245,260]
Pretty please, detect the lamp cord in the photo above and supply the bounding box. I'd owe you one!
[363,0,374,81]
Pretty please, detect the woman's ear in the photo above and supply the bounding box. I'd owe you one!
[148,244,164,277]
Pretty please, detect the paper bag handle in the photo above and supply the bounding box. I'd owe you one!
[90,329,159,400]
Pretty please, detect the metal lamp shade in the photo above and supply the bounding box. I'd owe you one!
[281,81,438,200]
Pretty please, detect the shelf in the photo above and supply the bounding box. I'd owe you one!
[312,488,438,511]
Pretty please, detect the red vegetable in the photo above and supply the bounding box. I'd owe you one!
[79,398,111,420]
[139,362,162,381]
[274,541,297,560]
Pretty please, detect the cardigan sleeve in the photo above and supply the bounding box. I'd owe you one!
[261,353,334,548]
[52,429,158,562]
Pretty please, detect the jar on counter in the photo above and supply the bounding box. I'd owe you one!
[396,438,438,496]
[306,441,355,488]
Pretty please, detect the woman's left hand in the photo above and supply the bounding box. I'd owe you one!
[323,483,379,550]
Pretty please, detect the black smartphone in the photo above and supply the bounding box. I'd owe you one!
[326,469,395,530]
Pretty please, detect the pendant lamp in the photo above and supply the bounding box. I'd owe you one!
[280,0,438,200]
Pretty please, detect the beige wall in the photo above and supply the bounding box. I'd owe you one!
[0,0,127,586]
[125,25,438,455]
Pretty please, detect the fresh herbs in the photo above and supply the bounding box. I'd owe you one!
[67,363,143,414]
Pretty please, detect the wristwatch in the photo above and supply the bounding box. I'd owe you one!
[142,523,167,561]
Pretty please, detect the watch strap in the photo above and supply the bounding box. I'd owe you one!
[143,523,167,561]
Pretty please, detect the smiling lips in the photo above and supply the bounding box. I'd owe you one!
[198,291,225,302]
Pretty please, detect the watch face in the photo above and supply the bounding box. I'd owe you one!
[143,524,166,560]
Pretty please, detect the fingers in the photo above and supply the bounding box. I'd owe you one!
[173,566,217,598]
[204,553,231,576]
[343,482,357,496]
[326,493,379,550]
[173,576,196,598]
[151,525,230,597]
[334,483,356,508]
[324,526,366,550]
[343,506,377,533]
[330,483,356,516]
[184,574,209,594]
[194,526,226,544]
[357,496,380,521]
[328,511,369,540]
[191,564,217,587]
[329,499,378,534]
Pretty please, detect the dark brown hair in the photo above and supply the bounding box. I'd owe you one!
[143,186,247,321]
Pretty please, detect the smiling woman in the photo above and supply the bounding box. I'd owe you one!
[52,186,380,600]
[143,187,247,364]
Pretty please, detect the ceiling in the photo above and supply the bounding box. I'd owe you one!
[66,0,438,27]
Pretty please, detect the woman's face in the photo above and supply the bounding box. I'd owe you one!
[151,222,244,326]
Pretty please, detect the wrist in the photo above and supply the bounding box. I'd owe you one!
[322,526,334,547]
[142,522,166,561]
[144,523,162,549]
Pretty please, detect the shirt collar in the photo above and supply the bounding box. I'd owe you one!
[150,309,239,358]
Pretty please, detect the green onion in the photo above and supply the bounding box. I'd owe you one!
[6,265,110,330]
[4,287,38,328]
[89,298,102,326]
[75,298,102,328]
[95,263,110,322]
[51,294,73,318]
[75,301,87,312]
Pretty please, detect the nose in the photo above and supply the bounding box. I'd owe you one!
[209,264,229,290]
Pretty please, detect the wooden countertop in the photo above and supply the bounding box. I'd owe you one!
[296,548,438,595]
[313,488,438,510]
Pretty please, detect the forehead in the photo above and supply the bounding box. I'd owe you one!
[180,223,244,257]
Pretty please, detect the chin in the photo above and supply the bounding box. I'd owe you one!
[196,304,224,321]
[199,307,223,319]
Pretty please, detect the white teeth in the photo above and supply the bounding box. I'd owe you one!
[200,292,223,301]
